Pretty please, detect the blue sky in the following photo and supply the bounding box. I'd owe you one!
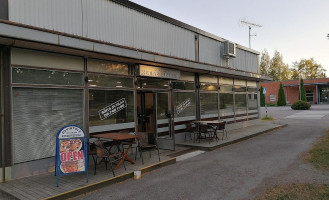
[130,0,329,76]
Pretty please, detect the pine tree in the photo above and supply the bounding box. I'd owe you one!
[260,86,265,107]
[277,82,286,106]
[299,78,307,101]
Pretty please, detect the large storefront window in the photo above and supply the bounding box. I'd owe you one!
[200,93,218,118]
[200,75,219,119]
[89,90,134,127]
[235,94,247,114]
[220,77,234,117]
[87,59,134,133]
[220,93,234,116]
[12,88,83,163]
[248,94,258,110]
[174,92,195,118]
[11,49,85,164]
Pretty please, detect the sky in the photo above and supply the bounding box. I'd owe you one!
[129,0,329,76]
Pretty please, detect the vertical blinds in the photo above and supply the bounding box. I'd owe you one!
[12,88,83,164]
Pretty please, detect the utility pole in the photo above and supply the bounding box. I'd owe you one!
[241,20,262,48]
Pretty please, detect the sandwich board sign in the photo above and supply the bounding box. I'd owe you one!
[55,125,88,186]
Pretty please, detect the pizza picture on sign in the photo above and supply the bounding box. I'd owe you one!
[59,139,84,173]
[60,160,85,173]
[60,139,82,153]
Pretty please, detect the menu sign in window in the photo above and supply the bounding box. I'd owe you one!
[98,98,127,120]
[176,98,191,115]
[139,65,181,80]
[55,125,88,186]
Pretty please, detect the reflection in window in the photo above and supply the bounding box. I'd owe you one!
[234,86,246,92]
[12,67,83,86]
[220,93,234,116]
[200,93,218,118]
[174,92,195,117]
[88,74,133,88]
[220,85,233,92]
[248,87,258,93]
[248,94,258,110]
[172,81,195,90]
[200,83,218,91]
[235,94,246,114]
[89,90,134,127]
[137,78,169,89]
[88,59,130,75]
[157,93,168,120]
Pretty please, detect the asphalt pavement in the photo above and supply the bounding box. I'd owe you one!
[73,105,329,200]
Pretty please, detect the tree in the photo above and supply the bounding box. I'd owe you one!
[299,78,306,101]
[277,82,286,106]
[259,49,271,76]
[268,50,290,81]
[291,58,326,80]
[260,86,265,107]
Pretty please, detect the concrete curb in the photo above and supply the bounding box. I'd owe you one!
[42,157,176,200]
[178,124,288,151]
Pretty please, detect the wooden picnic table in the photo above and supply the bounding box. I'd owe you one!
[91,132,141,170]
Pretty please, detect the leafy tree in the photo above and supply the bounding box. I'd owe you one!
[299,78,306,101]
[260,86,265,107]
[277,82,286,106]
[259,49,271,76]
[268,50,290,81]
[291,58,326,80]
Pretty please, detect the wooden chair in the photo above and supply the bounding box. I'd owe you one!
[93,140,126,177]
[136,132,160,164]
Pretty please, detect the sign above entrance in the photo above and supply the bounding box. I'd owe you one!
[139,65,180,80]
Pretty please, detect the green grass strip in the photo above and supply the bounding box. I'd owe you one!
[256,184,329,200]
[306,130,329,170]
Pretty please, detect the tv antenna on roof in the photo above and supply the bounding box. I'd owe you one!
[241,20,262,48]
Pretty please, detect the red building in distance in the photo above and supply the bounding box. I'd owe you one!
[260,78,329,104]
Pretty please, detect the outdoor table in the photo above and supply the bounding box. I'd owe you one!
[91,133,141,170]
[191,120,226,142]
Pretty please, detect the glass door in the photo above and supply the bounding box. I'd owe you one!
[156,92,175,150]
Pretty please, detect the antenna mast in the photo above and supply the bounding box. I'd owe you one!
[241,20,262,48]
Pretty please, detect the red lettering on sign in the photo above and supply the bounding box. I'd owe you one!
[73,151,77,161]
[78,150,84,160]
[61,153,66,162]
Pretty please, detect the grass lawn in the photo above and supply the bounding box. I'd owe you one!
[261,116,274,121]
[255,184,329,200]
[306,129,329,170]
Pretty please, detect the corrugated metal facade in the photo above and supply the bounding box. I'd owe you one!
[8,0,258,73]
[231,48,259,73]
[9,0,195,61]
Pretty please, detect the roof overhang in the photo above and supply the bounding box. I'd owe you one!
[0,20,269,81]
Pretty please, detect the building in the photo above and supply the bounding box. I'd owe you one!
[0,0,270,181]
[260,78,329,104]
